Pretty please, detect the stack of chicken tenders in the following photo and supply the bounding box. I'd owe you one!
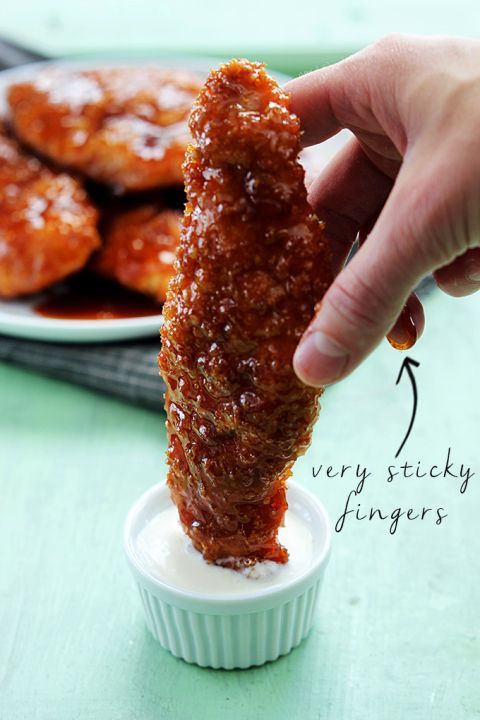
[0,66,202,299]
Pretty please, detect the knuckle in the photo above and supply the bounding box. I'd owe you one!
[325,268,392,344]
[374,33,411,54]
[412,188,468,266]
[385,207,433,276]
[387,169,467,273]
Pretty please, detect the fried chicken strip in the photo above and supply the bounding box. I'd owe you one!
[8,68,202,192]
[92,205,181,302]
[0,122,100,298]
[158,59,331,568]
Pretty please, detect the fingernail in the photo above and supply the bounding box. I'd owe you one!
[466,264,480,283]
[294,331,348,386]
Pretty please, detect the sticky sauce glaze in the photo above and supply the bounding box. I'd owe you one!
[34,274,162,320]
[387,304,417,350]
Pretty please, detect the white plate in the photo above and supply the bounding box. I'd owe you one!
[0,58,349,344]
[0,295,163,342]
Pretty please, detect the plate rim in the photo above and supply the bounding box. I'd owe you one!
[0,56,222,342]
[0,58,316,343]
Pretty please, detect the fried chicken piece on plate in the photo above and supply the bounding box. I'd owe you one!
[92,204,181,302]
[0,122,100,298]
[158,59,332,568]
[7,67,203,192]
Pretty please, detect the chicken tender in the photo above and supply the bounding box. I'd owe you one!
[7,67,202,192]
[93,205,181,302]
[0,122,100,298]
[158,60,331,568]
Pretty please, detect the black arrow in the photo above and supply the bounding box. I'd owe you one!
[395,357,420,458]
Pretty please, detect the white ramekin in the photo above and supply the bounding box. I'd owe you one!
[124,479,331,669]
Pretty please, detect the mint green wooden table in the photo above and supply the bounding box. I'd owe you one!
[1,291,479,719]
[1,5,479,717]
[2,0,480,75]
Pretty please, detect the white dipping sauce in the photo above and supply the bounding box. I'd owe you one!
[135,504,314,595]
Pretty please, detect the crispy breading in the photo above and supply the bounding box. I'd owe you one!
[0,122,99,298]
[159,60,331,567]
[8,67,202,192]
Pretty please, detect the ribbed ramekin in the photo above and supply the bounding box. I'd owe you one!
[124,480,331,669]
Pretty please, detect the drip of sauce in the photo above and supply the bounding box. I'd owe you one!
[387,304,417,350]
[34,273,162,320]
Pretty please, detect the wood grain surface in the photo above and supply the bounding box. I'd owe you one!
[1,289,479,719]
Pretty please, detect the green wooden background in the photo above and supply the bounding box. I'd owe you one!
[0,3,479,718]
[2,0,480,74]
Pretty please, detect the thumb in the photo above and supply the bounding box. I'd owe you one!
[294,158,440,386]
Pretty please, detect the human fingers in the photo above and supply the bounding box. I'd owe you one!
[293,157,442,386]
[284,37,404,150]
[433,247,480,298]
[358,218,425,350]
[307,136,394,275]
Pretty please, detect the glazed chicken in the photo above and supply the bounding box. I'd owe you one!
[93,205,181,302]
[0,122,100,298]
[159,60,331,568]
[7,67,203,192]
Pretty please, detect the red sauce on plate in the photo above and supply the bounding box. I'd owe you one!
[34,273,162,320]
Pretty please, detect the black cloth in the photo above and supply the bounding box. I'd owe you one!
[0,277,436,411]
[0,336,165,411]
[0,39,437,412]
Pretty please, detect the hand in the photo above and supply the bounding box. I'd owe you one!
[286,34,480,386]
